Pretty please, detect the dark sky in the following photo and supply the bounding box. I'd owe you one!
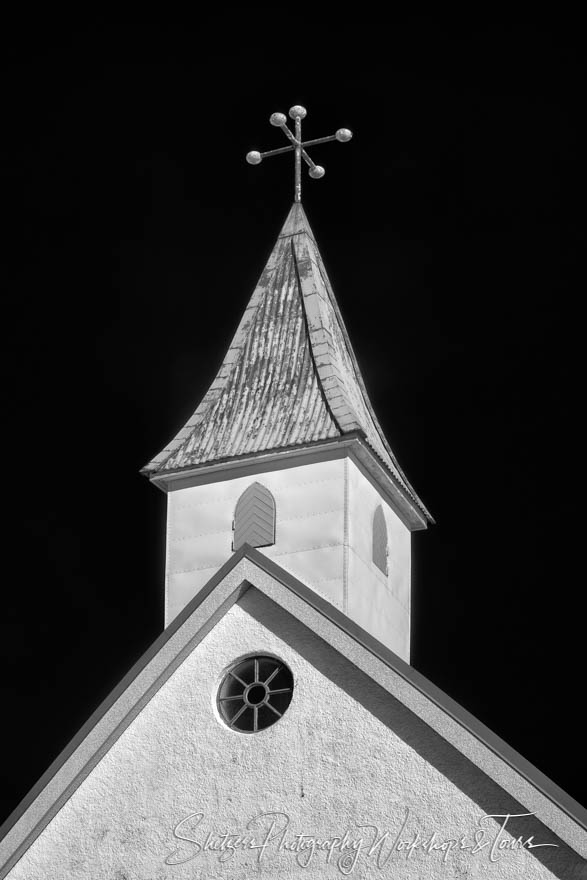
[1,16,584,827]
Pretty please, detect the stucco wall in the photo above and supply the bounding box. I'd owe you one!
[346,459,411,660]
[7,591,583,880]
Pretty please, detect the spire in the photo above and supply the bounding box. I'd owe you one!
[143,203,432,524]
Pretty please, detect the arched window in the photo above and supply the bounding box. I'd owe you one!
[372,504,388,575]
[233,482,276,551]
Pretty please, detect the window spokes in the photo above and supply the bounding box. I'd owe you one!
[217,656,293,733]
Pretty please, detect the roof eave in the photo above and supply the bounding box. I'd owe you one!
[142,433,432,531]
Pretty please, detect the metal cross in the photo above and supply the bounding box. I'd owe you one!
[246,105,353,203]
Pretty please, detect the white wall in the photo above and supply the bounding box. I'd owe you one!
[346,459,411,660]
[166,456,412,661]
[7,593,576,880]
[165,459,347,624]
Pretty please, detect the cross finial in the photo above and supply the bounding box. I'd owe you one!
[246,105,353,203]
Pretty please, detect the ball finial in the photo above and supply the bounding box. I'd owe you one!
[270,112,287,127]
[309,165,325,179]
[336,128,353,143]
[246,151,262,165]
[289,105,307,120]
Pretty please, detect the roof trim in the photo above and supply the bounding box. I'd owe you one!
[1,547,584,876]
[146,434,431,531]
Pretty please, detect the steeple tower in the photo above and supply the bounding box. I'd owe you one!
[143,108,432,661]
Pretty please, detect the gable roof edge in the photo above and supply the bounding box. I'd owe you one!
[1,547,585,875]
[242,550,587,856]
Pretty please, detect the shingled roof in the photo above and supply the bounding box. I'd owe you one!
[143,203,432,522]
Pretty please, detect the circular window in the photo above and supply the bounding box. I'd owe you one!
[217,655,294,733]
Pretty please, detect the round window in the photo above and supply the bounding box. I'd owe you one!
[217,655,294,733]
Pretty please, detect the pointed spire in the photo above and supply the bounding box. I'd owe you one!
[143,204,432,523]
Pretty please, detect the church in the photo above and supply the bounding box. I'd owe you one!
[0,106,585,880]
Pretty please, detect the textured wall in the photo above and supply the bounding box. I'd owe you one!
[7,591,583,880]
[346,459,411,660]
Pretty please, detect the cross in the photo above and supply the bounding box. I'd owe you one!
[246,105,353,203]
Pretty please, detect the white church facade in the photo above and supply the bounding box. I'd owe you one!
[0,192,586,878]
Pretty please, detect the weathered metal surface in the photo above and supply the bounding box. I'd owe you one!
[154,217,340,471]
[145,203,432,522]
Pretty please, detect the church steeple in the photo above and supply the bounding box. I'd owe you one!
[144,202,432,528]
[144,107,432,661]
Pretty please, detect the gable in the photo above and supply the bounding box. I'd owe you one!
[1,551,585,879]
[3,588,584,879]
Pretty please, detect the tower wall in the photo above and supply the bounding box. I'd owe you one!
[165,454,412,661]
[346,458,411,661]
[165,459,347,625]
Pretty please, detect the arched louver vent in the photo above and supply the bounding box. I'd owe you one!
[233,482,276,551]
[372,504,388,575]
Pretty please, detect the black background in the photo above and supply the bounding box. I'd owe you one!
[1,15,584,827]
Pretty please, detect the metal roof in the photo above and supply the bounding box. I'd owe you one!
[144,203,432,521]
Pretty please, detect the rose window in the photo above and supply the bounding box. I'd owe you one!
[217,656,293,733]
